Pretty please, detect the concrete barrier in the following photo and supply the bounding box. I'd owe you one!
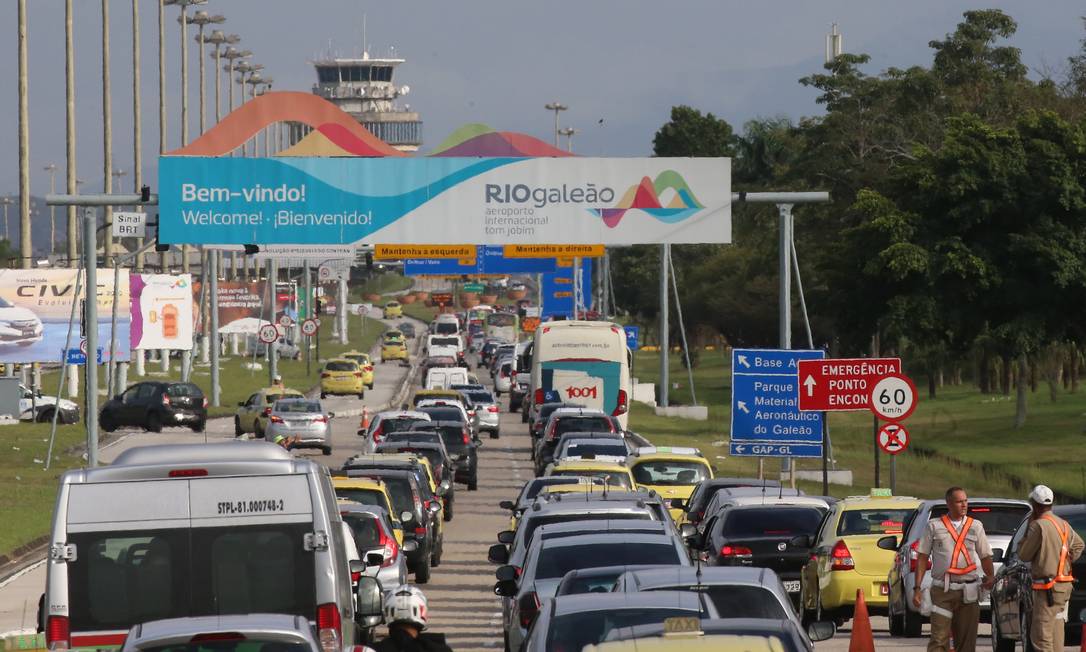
[653,405,709,421]
[781,469,854,486]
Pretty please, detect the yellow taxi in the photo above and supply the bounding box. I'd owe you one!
[586,634,785,652]
[320,358,365,398]
[331,475,404,544]
[546,459,636,490]
[383,301,403,319]
[342,350,376,389]
[628,446,714,521]
[234,386,305,437]
[799,489,920,624]
[381,331,408,362]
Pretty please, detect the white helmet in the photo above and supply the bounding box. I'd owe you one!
[383,585,428,630]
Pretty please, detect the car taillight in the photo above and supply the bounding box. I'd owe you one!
[46,615,69,651]
[534,388,544,405]
[488,405,499,413]
[354,372,363,378]
[316,603,341,652]
[467,410,476,418]
[379,524,399,567]
[269,415,284,424]
[612,389,628,416]
[372,423,384,442]
[831,540,855,571]
[191,633,245,643]
[263,406,272,416]
[414,526,427,536]
[350,570,361,583]
[720,545,753,558]
[314,416,328,423]
[909,540,932,572]
[202,397,208,408]
[321,372,331,378]
[365,365,373,371]
[462,428,470,444]
[162,394,171,406]
[518,592,541,629]
[168,468,208,477]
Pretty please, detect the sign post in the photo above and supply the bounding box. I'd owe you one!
[730,348,825,460]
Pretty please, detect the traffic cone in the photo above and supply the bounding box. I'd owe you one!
[361,407,370,430]
[849,588,875,652]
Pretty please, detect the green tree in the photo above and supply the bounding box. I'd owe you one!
[652,105,738,158]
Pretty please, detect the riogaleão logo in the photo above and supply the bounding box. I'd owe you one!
[589,170,704,228]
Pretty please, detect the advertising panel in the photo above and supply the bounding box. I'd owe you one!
[158,157,731,245]
[0,269,130,363]
[130,274,194,350]
[191,281,286,335]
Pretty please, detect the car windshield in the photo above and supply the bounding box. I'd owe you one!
[382,419,429,435]
[67,524,316,632]
[385,432,442,446]
[264,392,300,404]
[389,448,443,472]
[556,417,612,436]
[632,460,709,486]
[143,640,311,652]
[335,488,388,511]
[552,470,631,489]
[535,542,680,580]
[418,407,464,423]
[562,443,628,458]
[929,504,1031,536]
[435,322,458,335]
[838,509,913,535]
[431,337,459,346]
[722,507,826,538]
[524,513,651,545]
[166,384,203,398]
[363,477,414,516]
[274,401,321,413]
[466,391,494,403]
[342,512,383,550]
[650,584,789,620]
[325,361,356,371]
[558,571,625,595]
[519,478,581,504]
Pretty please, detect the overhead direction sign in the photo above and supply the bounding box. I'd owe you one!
[375,245,476,260]
[797,357,901,412]
[504,244,605,258]
[877,422,910,455]
[730,348,825,458]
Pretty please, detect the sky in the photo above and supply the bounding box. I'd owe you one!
[0,0,1083,198]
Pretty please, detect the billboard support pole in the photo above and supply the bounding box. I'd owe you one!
[107,255,122,395]
[210,249,220,407]
[82,207,100,467]
[659,244,669,408]
[304,259,311,377]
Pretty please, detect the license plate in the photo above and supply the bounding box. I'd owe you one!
[879,583,890,595]
[783,581,801,593]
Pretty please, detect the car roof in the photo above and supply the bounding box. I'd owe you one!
[128,614,315,645]
[631,446,705,459]
[338,502,391,520]
[534,520,670,537]
[701,477,781,489]
[1056,504,1086,516]
[551,459,629,471]
[551,591,705,616]
[558,432,625,442]
[617,566,783,589]
[537,532,676,550]
[840,495,921,509]
[552,407,608,417]
[376,410,431,420]
[604,617,798,642]
[332,477,388,491]
[914,498,1031,510]
[718,496,831,509]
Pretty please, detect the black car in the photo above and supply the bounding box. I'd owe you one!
[416,419,479,491]
[341,468,443,584]
[689,503,828,603]
[374,439,456,521]
[529,402,583,447]
[681,478,783,528]
[534,411,617,476]
[99,381,207,433]
[991,504,1086,650]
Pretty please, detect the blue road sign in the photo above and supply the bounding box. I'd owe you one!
[624,326,640,351]
[730,348,825,458]
[66,348,103,365]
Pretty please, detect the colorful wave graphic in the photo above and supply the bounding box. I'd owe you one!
[590,170,704,228]
[429,123,571,157]
[166,91,404,157]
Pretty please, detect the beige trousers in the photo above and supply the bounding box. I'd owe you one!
[927,586,980,652]
[1030,584,1072,652]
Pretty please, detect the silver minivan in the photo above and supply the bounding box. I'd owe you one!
[41,442,371,652]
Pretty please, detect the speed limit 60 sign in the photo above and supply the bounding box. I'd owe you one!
[869,374,918,421]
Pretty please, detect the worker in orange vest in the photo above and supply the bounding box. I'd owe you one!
[914,486,995,652]
[1017,485,1084,652]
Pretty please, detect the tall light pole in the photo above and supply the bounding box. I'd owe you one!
[244,67,265,155]
[205,31,237,123]
[18,0,30,269]
[0,198,13,241]
[544,101,567,148]
[44,165,57,255]
[102,0,115,259]
[66,0,77,267]
[559,127,578,153]
[258,78,274,156]
[189,10,225,134]
[132,0,143,273]
[222,47,249,116]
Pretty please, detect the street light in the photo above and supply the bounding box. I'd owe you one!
[188,11,225,134]
[559,127,578,153]
[246,72,266,154]
[257,77,274,156]
[43,164,57,254]
[164,0,206,147]
[222,47,249,114]
[0,198,13,241]
[204,31,238,123]
[544,101,568,148]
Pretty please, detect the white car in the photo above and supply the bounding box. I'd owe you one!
[0,298,43,346]
[19,384,79,423]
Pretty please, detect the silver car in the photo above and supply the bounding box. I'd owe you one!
[339,502,413,591]
[265,398,333,456]
[120,614,324,652]
[461,388,501,438]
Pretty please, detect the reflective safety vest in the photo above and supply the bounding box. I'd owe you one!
[941,515,978,576]
[1031,513,1075,590]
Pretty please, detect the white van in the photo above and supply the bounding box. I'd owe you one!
[426,334,463,356]
[528,320,632,429]
[42,442,365,652]
[433,313,460,336]
[425,367,470,390]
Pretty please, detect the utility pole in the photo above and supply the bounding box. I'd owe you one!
[18,0,30,269]
[544,102,567,148]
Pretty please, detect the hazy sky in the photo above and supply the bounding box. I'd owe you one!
[0,1,1083,196]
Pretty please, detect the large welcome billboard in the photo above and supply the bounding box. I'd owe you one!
[158,157,731,245]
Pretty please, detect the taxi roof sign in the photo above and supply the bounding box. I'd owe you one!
[662,616,703,636]
[869,488,893,498]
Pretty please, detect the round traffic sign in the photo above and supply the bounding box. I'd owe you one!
[870,374,918,421]
[79,338,88,355]
[301,318,319,337]
[258,323,279,344]
[278,314,294,328]
[877,422,910,455]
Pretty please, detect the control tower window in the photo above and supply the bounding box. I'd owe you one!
[373,66,392,82]
[340,65,369,82]
[317,67,338,83]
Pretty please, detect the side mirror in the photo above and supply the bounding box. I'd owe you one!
[679,523,697,541]
[328,412,335,418]
[499,500,515,511]
[807,621,836,642]
[876,535,899,551]
[349,559,365,576]
[439,478,451,494]
[355,576,383,619]
[400,510,414,523]
[497,530,515,545]
[495,565,517,582]
[238,401,246,407]
[402,540,418,553]
[494,579,517,598]
[488,544,510,565]
[991,547,1004,563]
[789,535,813,549]
[670,497,686,510]
[365,552,384,567]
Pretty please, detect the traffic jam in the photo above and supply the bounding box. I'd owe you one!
[10,300,1085,652]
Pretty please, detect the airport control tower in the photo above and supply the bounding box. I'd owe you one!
[305,51,422,152]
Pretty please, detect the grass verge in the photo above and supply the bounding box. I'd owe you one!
[628,350,1086,501]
